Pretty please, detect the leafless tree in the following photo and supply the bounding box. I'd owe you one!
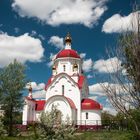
[100,10,140,133]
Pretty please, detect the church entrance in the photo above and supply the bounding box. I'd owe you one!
[44,95,76,124]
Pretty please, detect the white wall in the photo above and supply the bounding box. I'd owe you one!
[54,58,82,76]
[46,74,82,121]
[81,110,102,125]
[44,96,72,122]
[22,99,36,125]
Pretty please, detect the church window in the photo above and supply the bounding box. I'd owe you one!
[62,85,64,95]
[86,112,88,119]
[63,65,66,72]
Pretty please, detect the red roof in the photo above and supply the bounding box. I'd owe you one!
[35,100,46,111]
[45,77,52,90]
[56,49,80,59]
[78,75,85,89]
[66,97,76,109]
[81,98,102,110]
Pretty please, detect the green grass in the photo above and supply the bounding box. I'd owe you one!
[75,131,136,140]
[0,131,136,140]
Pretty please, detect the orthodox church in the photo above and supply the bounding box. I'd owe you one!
[22,33,102,127]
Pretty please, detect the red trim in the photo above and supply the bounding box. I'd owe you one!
[45,77,52,90]
[81,98,102,110]
[76,125,102,130]
[66,97,76,109]
[35,100,46,111]
[78,75,85,89]
[45,73,86,91]
[45,95,76,109]
[45,73,79,91]
[56,49,80,59]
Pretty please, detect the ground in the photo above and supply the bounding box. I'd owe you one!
[0,131,136,140]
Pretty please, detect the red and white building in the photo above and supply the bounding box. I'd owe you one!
[22,33,102,127]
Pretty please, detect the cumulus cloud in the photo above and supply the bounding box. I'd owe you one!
[80,53,86,59]
[14,27,20,33]
[26,82,45,91]
[88,95,98,100]
[87,74,93,79]
[47,53,56,67]
[93,57,122,73]
[0,33,44,67]
[32,90,46,99]
[12,0,108,27]
[26,82,46,99]
[82,58,93,73]
[103,106,117,115]
[102,12,138,33]
[48,36,64,49]
[89,83,106,96]
[31,30,37,36]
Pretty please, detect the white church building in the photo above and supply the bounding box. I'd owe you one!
[22,33,102,128]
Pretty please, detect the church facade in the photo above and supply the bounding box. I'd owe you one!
[22,33,102,127]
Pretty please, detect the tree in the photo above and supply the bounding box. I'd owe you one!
[101,111,115,125]
[32,105,76,140]
[0,60,27,136]
[0,117,7,136]
[100,10,140,136]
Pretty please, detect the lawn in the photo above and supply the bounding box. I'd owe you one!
[0,131,136,140]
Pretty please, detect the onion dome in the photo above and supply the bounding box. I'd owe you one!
[56,33,80,59]
[56,49,80,59]
[81,98,102,110]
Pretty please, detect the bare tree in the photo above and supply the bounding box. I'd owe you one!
[100,9,140,134]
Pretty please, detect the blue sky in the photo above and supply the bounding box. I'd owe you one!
[0,0,138,114]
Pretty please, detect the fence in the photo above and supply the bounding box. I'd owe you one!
[19,119,130,131]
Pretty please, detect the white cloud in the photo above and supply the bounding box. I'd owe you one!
[103,106,117,115]
[88,95,98,100]
[26,82,46,99]
[102,12,138,33]
[89,83,106,96]
[26,82,45,91]
[47,53,56,67]
[0,33,44,67]
[38,34,45,40]
[87,74,93,79]
[93,57,122,73]
[48,36,64,49]
[31,30,37,36]
[32,90,46,99]
[14,27,20,33]
[80,53,86,59]
[82,58,93,72]
[12,0,108,27]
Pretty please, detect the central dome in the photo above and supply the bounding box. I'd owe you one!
[56,49,80,59]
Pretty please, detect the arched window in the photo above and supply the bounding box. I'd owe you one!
[63,65,66,72]
[62,85,64,95]
[86,112,88,119]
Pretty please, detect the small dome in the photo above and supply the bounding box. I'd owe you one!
[28,84,32,92]
[65,32,72,44]
[52,65,56,70]
[81,98,102,110]
[56,49,80,59]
